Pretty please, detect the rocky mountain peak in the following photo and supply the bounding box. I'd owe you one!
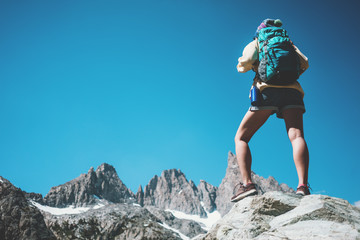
[87,166,94,174]
[215,151,295,216]
[160,169,189,190]
[137,184,143,193]
[139,169,217,217]
[95,163,116,175]
[136,185,144,206]
[3,152,359,239]
[161,168,183,178]
[0,177,55,239]
[198,180,217,213]
[43,163,135,208]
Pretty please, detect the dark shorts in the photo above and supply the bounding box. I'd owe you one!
[249,88,305,118]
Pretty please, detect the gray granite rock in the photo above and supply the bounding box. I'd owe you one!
[198,180,217,213]
[215,152,295,216]
[43,163,135,207]
[23,191,45,205]
[0,176,56,240]
[145,206,206,238]
[201,191,360,240]
[4,154,333,240]
[140,169,210,217]
[43,203,183,240]
[135,184,144,206]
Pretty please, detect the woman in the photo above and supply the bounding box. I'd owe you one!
[231,19,310,202]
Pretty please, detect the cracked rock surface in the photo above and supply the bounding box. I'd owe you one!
[201,191,360,240]
[44,204,184,240]
[0,177,56,240]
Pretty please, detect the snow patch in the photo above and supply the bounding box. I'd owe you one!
[158,222,189,240]
[354,200,360,208]
[133,203,141,207]
[0,179,3,183]
[93,198,108,209]
[31,201,90,215]
[30,200,106,215]
[93,203,105,210]
[166,202,221,231]
[178,190,183,195]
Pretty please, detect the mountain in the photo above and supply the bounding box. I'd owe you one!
[1,171,206,239]
[30,164,208,239]
[43,163,135,207]
[198,191,360,240]
[0,177,56,240]
[0,153,297,239]
[215,152,295,216]
[136,168,217,217]
[3,151,356,239]
[197,180,217,213]
[44,203,191,240]
[145,206,207,238]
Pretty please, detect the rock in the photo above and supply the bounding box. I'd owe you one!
[0,176,56,240]
[28,163,220,239]
[135,184,144,206]
[43,203,183,240]
[23,191,45,205]
[215,152,295,216]
[198,180,217,213]
[43,163,135,207]
[3,157,360,240]
[145,206,207,238]
[141,169,210,217]
[201,191,360,240]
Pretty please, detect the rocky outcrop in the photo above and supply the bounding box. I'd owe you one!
[44,203,183,240]
[23,191,45,205]
[138,152,293,218]
[138,169,217,217]
[27,164,219,238]
[201,191,360,240]
[198,180,217,213]
[135,185,144,206]
[215,152,295,216]
[3,157,360,240]
[0,177,55,240]
[43,163,135,207]
[145,206,207,238]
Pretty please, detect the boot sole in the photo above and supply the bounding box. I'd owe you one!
[230,189,257,202]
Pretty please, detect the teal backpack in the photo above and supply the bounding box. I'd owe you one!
[257,27,300,85]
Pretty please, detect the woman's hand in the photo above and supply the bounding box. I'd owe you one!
[237,57,246,72]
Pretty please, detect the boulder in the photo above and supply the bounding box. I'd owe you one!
[202,191,360,240]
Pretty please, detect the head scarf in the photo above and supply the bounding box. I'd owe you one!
[254,19,283,39]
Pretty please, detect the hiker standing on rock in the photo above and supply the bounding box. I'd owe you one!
[231,19,310,202]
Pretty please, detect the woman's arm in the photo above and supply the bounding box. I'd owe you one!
[294,45,309,75]
[237,39,258,73]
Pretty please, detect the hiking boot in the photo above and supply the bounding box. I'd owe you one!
[296,184,311,196]
[230,183,257,202]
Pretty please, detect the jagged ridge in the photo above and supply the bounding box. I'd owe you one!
[136,168,217,217]
[215,151,295,216]
[0,177,56,240]
[1,152,307,239]
[43,163,135,207]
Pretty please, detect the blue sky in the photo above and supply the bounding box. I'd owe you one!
[1,0,359,206]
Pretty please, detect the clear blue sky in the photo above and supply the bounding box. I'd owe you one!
[1,0,359,205]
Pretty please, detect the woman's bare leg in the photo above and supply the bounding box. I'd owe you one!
[282,108,309,187]
[234,110,273,184]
